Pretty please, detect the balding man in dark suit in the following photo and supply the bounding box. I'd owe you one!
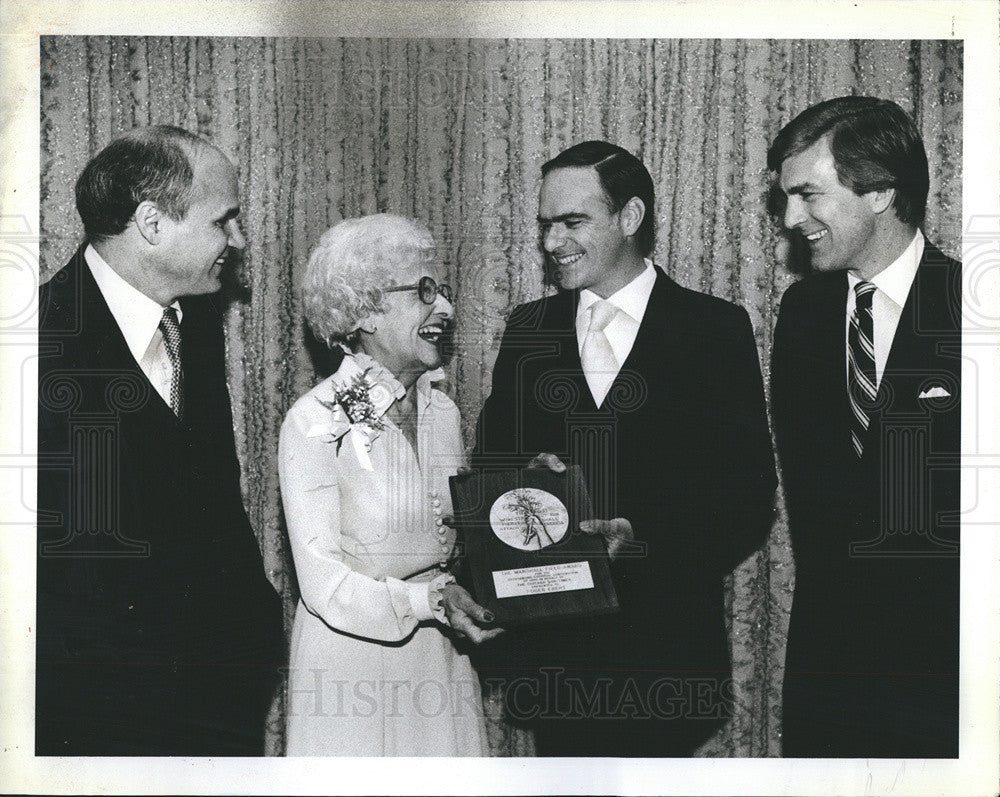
[37,126,284,755]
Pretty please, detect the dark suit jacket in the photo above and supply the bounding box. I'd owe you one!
[771,241,961,758]
[36,248,285,755]
[473,267,776,755]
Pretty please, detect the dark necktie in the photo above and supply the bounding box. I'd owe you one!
[159,306,184,419]
[847,281,877,457]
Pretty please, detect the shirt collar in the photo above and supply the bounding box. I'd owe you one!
[848,231,924,309]
[416,367,446,403]
[334,349,444,413]
[577,258,657,322]
[84,244,181,362]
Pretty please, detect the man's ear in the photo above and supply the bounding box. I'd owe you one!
[133,201,163,244]
[866,187,896,216]
[618,196,646,239]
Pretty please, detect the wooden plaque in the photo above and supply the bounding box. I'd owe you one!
[448,466,619,626]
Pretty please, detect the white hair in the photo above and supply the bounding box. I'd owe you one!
[302,214,436,347]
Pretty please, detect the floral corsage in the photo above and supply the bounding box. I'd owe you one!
[306,353,403,471]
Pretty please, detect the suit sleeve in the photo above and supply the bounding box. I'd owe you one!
[472,306,534,468]
[769,292,789,438]
[630,307,777,578]
[711,308,778,571]
[769,284,807,531]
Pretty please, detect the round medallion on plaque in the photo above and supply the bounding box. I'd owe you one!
[489,488,569,551]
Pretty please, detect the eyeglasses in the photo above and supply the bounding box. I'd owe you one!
[382,275,453,305]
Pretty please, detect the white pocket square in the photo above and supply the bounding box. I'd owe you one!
[918,387,950,399]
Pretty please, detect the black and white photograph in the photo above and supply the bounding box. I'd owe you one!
[1,1,998,794]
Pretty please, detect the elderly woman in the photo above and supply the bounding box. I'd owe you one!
[280,214,498,756]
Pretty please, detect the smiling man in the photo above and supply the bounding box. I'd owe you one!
[473,141,776,756]
[36,126,284,755]
[768,97,961,757]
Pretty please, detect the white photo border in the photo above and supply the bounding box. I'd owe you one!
[1,2,997,795]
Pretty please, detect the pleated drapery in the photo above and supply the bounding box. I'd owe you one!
[39,37,962,757]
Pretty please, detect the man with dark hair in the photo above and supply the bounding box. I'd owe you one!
[541,140,658,257]
[768,97,960,757]
[473,140,776,756]
[37,125,285,755]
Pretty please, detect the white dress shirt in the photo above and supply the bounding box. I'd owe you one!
[576,259,657,379]
[846,231,924,390]
[85,244,181,408]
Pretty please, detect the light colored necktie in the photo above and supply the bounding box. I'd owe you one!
[580,299,620,405]
[159,306,184,419]
[847,281,877,457]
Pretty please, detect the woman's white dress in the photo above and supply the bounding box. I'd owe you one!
[279,353,487,756]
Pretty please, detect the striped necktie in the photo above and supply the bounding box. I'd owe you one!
[847,281,877,457]
[159,306,184,419]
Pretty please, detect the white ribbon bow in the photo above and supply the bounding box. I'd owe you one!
[306,403,378,470]
[305,353,405,471]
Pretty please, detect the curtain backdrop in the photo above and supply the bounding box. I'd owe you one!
[38,37,963,757]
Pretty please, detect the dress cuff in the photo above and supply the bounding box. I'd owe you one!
[406,573,456,623]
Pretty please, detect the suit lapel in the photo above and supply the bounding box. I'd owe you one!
[870,243,960,432]
[818,272,850,397]
[807,272,856,462]
[44,248,139,374]
[71,250,182,426]
[546,289,598,411]
[880,243,959,376]
[575,267,674,411]
[80,255,142,370]
[616,268,671,379]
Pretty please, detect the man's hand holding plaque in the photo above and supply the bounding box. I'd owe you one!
[448,453,621,625]
[527,453,637,561]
